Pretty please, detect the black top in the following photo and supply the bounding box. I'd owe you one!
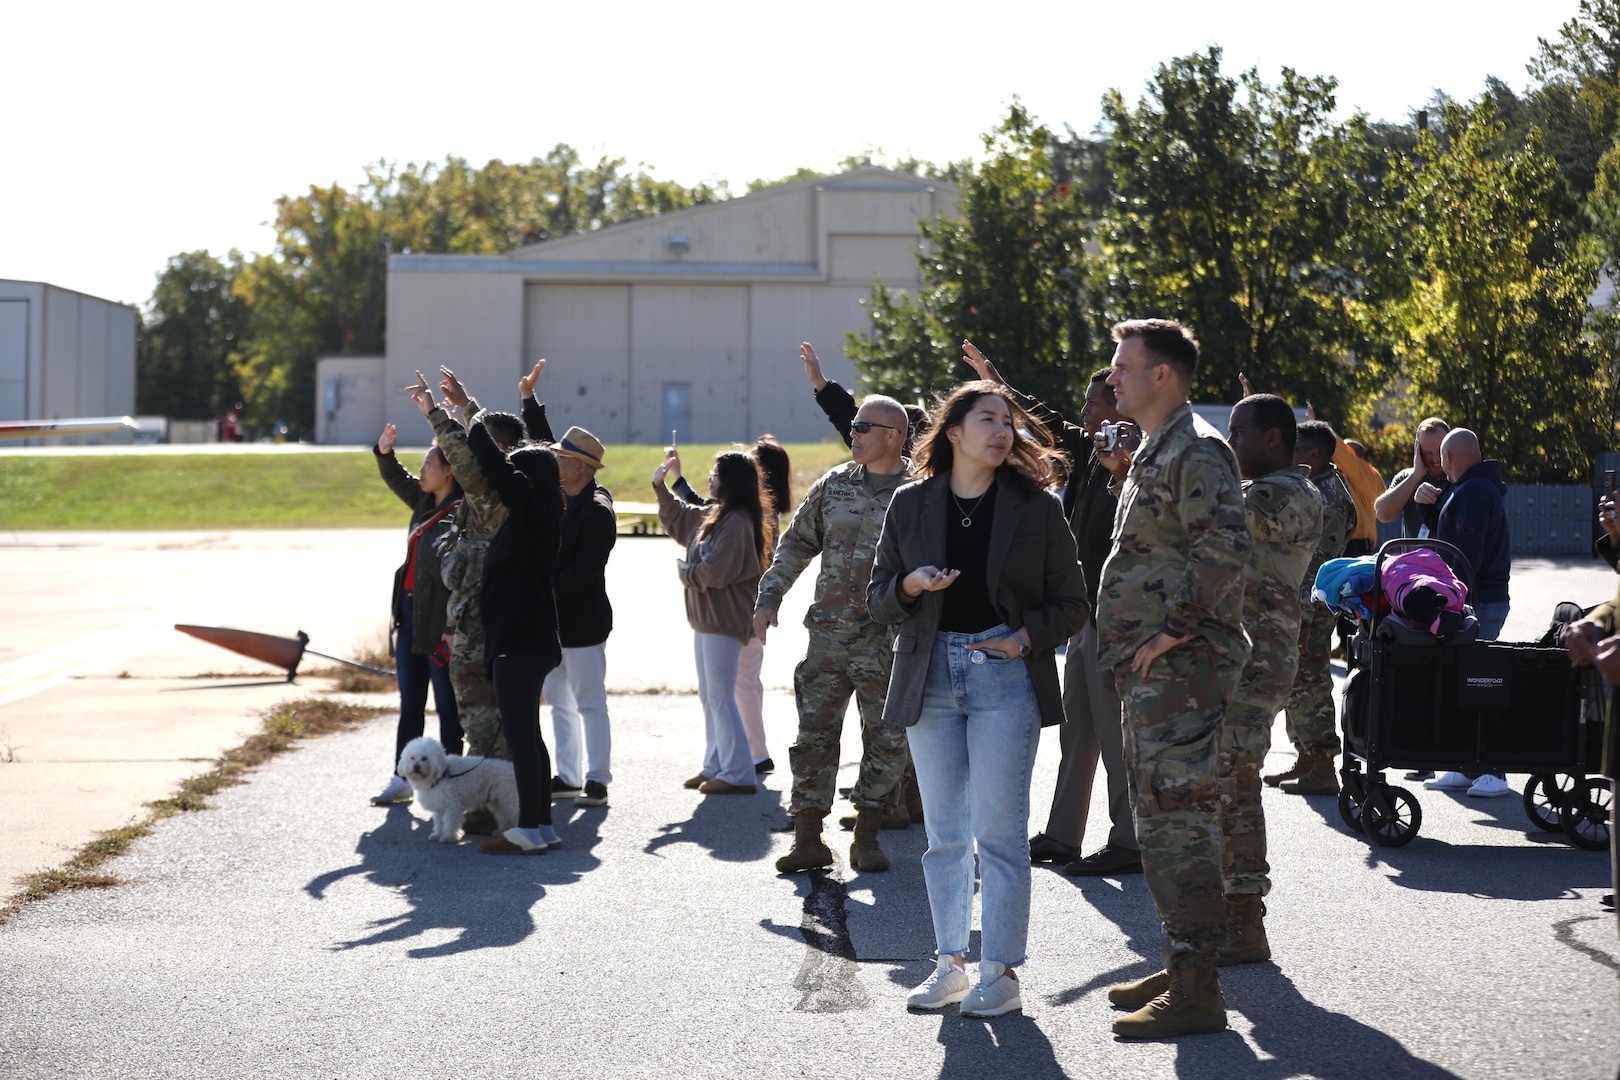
[468,420,562,667]
[939,481,1001,634]
[554,478,617,648]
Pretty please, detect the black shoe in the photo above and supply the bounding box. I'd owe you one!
[1404,770,1435,781]
[576,780,609,807]
[1603,893,1615,910]
[1029,833,1080,863]
[550,775,583,799]
[1065,845,1143,877]
[755,758,775,775]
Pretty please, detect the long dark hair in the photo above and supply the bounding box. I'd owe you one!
[751,436,791,517]
[701,449,772,570]
[913,381,1064,492]
[508,445,567,520]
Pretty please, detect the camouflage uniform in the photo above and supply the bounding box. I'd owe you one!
[428,401,508,760]
[755,460,911,816]
[1222,468,1323,896]
[1098,403,1252,967]
[1284,465,1355,758]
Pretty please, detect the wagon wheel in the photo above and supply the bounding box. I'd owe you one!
[1362,786,1423,847]
[1523,774,1573,833]
[1559,777,1614,852]
[1337,787,1365,834]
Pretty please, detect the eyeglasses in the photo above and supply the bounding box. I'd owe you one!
[850,421,898,434]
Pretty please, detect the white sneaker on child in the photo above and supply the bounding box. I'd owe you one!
[1466,774,1512,797]
[370,775,412,805]
[1423,771,1472,791]
[906,956,970,1009]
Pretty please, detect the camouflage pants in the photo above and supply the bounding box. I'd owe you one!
[448,591,507,760]
[1117,642,1239,966]
[788,623,910,816]
[1221,659,1296,898]
[1284,603,1340,757]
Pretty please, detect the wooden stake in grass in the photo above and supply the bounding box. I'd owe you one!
[0,697,390,924]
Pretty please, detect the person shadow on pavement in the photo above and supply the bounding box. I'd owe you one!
[644,788,784,863]
[931,1013,1068,1079]
[304,804,604,958]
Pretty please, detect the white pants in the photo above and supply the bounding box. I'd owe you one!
[735,636,769,762]
[545,644,611,787]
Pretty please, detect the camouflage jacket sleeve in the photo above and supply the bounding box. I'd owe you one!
[429,406,491,498]
[755,474,827,615]
[1316,471,1355,562]
[1163,441,1252,641]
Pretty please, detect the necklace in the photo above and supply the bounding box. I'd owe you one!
[951,489,988,528]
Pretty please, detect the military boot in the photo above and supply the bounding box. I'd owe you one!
[836,808,912,831]
[1107,968,1170,1009]
[775,811,834,873]
[1111,963,1227,1039]
[849,809,891,872]
[1262,756,1305,788]
[1213,894,1270,967]
[1278,754,1339,795]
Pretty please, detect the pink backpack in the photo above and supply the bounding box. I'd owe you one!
[1381,549,1468,633]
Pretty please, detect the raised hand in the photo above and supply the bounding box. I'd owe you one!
[411,388,434,416]
[798,343,828,391]
[962,340,1002,384]
[519,359,546,400]
[1238,372,1254,399]
[653,446,679,486]
[438,366,469,407]
[377,423,397,455]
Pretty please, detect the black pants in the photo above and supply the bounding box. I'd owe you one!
[494,652,558,828]
[394,592,464,769]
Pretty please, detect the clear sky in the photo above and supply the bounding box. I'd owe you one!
[0,0,1584,309]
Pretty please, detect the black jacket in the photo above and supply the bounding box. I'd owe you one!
[374,447,459,654]
[1436,459,1511,606]
[468,420,562,666]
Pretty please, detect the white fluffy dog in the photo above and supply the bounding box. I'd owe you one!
[396,736,520,843]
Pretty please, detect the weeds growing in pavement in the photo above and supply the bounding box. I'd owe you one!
[0,697,389,924]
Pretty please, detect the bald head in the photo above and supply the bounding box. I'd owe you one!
[859,395,908,432]
[1440,428,1482,483]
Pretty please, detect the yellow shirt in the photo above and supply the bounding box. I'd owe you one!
[1333,442,1384,545]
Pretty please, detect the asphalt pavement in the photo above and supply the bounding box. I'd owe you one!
[0,532,1617,1078]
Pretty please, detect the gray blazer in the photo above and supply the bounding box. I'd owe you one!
[868,470,1090,728]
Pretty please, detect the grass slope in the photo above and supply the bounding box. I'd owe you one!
[0,442,853,530]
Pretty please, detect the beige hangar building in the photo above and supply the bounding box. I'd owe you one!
[335,167,959,447]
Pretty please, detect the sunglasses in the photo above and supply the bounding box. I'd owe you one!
[850,421,898,434]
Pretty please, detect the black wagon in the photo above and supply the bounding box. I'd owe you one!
[1335,538,1612,849]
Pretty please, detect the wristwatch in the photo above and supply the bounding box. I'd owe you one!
[1016,631,1032,657]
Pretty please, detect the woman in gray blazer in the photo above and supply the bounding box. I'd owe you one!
[869,381,1089,1018]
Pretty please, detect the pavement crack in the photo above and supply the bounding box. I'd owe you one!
[792,867,871,1013]
[1552,915,1620,973]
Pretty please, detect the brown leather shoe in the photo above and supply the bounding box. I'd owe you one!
[683,773,710,790]
[698,779,758,795]
[480,836,546,855]
[461,808,498,836]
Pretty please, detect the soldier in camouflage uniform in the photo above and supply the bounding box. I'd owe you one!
[754,395,912,875]
[1095,321,1252,1040]
[418,369,539,761]
[1218,396,1323,967]
[1269,420,1357,795]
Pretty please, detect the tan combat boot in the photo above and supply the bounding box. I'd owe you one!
[775,811,834,873]
[1111,963,1227,1039]
[836,807,912,831]
[1107,968,1170,1009]
[1213,894,1271,967]
[849,808,891,872]
[1262,756,1306,788]
[1278,754,1339,795]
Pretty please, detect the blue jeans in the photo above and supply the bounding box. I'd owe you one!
[393,591,463,768]
[694,632,754,786]
[905,625,1042,967]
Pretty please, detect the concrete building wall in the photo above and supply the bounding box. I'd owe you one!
[0,280,137,444]
[375,169,959,446]
[315,356,387,445]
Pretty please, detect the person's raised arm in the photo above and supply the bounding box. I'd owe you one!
[1375,440,1427,523]
[467,418,535,514]
[373,422,425,510]
[515,359,556,442]
[803,342,857,447]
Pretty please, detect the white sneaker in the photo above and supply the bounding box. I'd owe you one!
[906,956,970,1010]
[370,775,412,805]
[960,961,1023,1018]
[1467,774,1512,797]
[1423,771,1472,791]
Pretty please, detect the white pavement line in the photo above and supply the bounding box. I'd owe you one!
[0,619,172,708]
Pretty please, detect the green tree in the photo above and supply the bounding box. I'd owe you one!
[1369,101,1603,482]
[847,103,1095,410]
[1096,48,1378,421]
[136,250,248,420]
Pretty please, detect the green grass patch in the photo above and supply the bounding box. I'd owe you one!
[0,696,391,924]
[0,441,853,530]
